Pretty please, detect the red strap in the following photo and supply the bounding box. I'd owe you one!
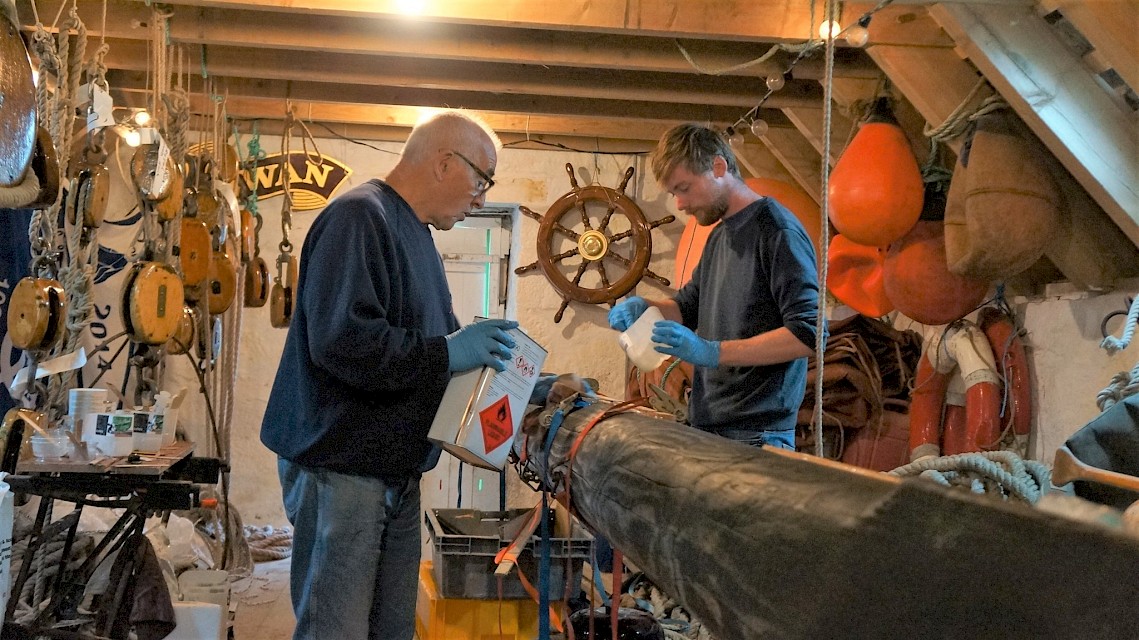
[516,563,565,633]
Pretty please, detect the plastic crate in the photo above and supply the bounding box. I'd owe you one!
[425,507,593,600]
[416,560,538,640]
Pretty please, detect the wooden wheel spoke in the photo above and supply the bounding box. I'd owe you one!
[597,205,618,232]
[554,297,572,323]
[552,222,581,240]
[514,260,542,275]
[576,201,593,231]
[596,261,611,290]
[520,205,544,222]
[607,229,634,243]
[642,267,671,287]
[649,215,676,229]
[568,259,589,286]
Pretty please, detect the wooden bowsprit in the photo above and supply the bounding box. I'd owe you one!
[515,164,674,323]
[519,391,1139,640]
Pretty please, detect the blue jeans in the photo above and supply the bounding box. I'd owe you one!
[279,458,422,640]
[719,428,796,450]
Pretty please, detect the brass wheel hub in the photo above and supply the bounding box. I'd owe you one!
[578,230,609,261]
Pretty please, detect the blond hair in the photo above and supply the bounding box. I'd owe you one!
[651,123,741,183]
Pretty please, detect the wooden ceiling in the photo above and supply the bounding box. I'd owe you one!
[14,0,1139,291]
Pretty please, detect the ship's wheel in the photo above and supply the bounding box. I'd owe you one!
[516,164,674,322]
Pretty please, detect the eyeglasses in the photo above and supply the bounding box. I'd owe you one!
[451,150,496,196]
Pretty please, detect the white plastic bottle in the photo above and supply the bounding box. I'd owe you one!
[617,305,668,372]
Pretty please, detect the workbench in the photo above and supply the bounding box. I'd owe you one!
[1,440,222,638]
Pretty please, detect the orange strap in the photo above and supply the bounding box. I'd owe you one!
[516,563,565,633]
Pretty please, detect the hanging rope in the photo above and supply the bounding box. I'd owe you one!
[811,0,839,458]
[1101,295,1139,356]
[889,450,1051,504]
[923,77,1008,144]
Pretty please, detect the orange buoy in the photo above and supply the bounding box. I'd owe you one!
[882,221,989,325]
[828,98,924,248]
[674,216,719,289]
[827,234,893,318]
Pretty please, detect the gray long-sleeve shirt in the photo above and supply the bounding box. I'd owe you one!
[674,197,824,433]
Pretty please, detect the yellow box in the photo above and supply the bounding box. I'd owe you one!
[416,561,539,640]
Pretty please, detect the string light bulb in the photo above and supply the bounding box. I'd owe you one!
[750,119,769,138]
[114,124,141,147]
[766,74,785,92]
[845,15,872,48]
[133,109,151,126]
[819,19,841,40]
[727,127,744,148]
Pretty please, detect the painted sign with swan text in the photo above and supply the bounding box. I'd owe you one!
[241,152,353,211]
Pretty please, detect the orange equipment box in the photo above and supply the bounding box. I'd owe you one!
[415,560,539,640]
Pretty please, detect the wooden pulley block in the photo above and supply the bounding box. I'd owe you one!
[0,14,37,188]
[178,218,212,288]
[27,127,60,209]
[207,251,238,315]
[7,277,66,351]
[240,209,256,263]
[196,188,221,228]
[120,262,184,345]
[69,162,111,229]
[0,408,45,473]
[166,305,198,355]
[154,163,185,221]
[130,143,177,202]
[244,256,269,308]
[269,254,299,328]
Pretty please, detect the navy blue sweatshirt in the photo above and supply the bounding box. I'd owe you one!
[674,197,824,433]
[261,180,459,481]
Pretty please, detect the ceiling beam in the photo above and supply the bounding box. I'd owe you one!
[107,70,792,128]
[50,0,880,81]
[139,0,1034,40]
[931,4,1139,247]
[100,38,824,109]
[117,92,688,141]
[781,107,855,168]
[757,127,824,203]
[1036,0,1139,95]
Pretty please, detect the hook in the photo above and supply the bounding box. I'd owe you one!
[1101,296,1134,340]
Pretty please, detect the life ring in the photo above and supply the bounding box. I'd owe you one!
[908,320,1002,461]
[978,307,1032,452]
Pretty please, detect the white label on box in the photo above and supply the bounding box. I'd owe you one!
[429,324,547,470]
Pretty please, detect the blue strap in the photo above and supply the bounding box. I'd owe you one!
[591,546,611,606]
[538,491,552,639]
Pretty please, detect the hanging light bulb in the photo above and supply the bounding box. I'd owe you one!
[133,109,152,126]
[114,124,141,147]
[750,119,769,138]
[727,127,744,148]
[819,19,841,40]
[845,15,872,48]
[766,74,785,92]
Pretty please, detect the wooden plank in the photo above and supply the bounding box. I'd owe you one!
[171,94,681,141]
[782,106,855,167]
[49,0,879,81]
[733,141,799,184]
[869,43,1139,290]
[759,127,824,203]
[1038,0,1139,94]
[100,38,824,109]
[107,70,788,129]
[930,4,1139,249]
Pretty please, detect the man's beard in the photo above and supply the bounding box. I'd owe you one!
[694,192,730,226]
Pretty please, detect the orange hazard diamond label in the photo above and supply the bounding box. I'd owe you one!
[479,396,514,454]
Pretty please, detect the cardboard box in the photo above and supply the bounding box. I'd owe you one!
[428,323,546,470]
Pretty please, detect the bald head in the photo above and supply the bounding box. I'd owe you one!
[385,110,503,230]
[402,111,501,164]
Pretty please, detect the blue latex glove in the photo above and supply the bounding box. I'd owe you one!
[651,320,721,368]
[608,296,648,331]
[529,373,557,405]
[446,319,518,372]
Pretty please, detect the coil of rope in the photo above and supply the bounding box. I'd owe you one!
[889,450,1051,504]
[243,525,293,562]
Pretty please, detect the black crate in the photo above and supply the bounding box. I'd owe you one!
[425,507,594,600]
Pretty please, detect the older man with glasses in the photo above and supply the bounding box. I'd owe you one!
[262,110,517,640]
